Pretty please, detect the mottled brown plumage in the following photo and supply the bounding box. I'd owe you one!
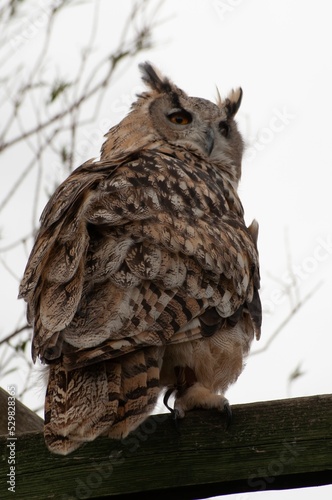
[19,63,261,455]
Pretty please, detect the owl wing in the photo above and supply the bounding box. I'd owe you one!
[20,148,261,368]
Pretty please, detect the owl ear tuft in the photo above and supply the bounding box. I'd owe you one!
[139,62,173,94]
[225,87,243,118]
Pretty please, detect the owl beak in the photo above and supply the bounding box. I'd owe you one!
[204,127,215,156]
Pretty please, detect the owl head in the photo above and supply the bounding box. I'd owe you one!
[102,62,244,184]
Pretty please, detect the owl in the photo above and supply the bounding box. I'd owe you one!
[19,63,261,455]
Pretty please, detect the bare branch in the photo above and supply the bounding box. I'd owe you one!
[0,1,161,154]
[0,324,31,347]
[0,127,60,214]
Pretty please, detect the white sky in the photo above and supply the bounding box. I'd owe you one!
[0,1,331,498]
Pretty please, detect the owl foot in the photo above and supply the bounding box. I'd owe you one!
[173,382,232,425]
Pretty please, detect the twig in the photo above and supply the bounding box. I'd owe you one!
[0,324,31,347]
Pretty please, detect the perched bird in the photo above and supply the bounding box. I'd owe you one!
[19,62,261,455]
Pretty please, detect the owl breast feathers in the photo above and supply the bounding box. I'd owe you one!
[19,62,261,455]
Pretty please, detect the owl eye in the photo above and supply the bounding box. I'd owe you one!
[219,121,229,138]
[167,110,192,125]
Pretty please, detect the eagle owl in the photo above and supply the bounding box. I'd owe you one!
[19,63,261,455]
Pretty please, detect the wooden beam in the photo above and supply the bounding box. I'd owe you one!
[0,394,331,499]
[0,387,43,435]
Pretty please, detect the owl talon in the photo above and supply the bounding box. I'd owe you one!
[163,388,182,432]
[163,388,183,430]
[163,387,176,413]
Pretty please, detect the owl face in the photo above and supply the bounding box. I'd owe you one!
[102,63,244,183]
[148,91,244,176]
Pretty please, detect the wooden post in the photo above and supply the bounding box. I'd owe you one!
[0,394,331,499]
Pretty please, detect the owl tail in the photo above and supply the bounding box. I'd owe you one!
[44,348,162,455]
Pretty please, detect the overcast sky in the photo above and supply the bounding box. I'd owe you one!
[1,1,331,498]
